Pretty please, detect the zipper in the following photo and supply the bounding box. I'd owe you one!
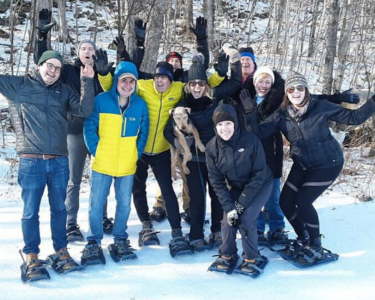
[115,96,131,174]
[150,93,163,154]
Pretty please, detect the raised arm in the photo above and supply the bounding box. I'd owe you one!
[33,9,56,64]
[190,17,209,70]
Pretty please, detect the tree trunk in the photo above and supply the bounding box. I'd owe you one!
[322,0,339,94]
[204,0,214,50]
[184,0,193,34]
[57,0,67,58]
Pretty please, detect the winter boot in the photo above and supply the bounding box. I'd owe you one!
[108,239,137,262]
[208,254,239,274]
[234,255,269,278]
[66,224,84,242]
[189,238,210,252]
[20,253,50,283]
[47,248,83,274]
[81,240,106,266]
[257,231,269,246]
[209,231,223,249]
[277,229,309,259]
[267,228,289,246]
[169,228,193,257]
[103,217,114,234]
[138,220,160,247]
[294,235,324,265]
[149,206,167,222]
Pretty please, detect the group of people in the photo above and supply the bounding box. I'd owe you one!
[1,10,372,282]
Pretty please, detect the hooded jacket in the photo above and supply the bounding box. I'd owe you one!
[248,97,375,169]
[84,62,149,176]
[206,105,272,212]
[0,72,94,156]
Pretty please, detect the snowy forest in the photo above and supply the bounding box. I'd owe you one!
[0,0,375,299]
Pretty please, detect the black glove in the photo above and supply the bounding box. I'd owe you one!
[134,19,147,47]
[113,36,131,62]
[36,9,56,39]
[211,40,222,62]
[234,201,245,215]
[93,49,114,76]
[190,16,207,40]
[214,52,229,77]
[339,88,360,104]
[240,89,257,114]
[227,209,239,227]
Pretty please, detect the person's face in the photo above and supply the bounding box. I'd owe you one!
[79,43,95,66]
[168,58,181,72]
[255,74,273,97]
[188,80,206,99]
[154,75,171,93]
[287,85,306,107]
[117,77,136,98]
[38,58,62,86]
[241,56,255,78]
[216,121,235,141]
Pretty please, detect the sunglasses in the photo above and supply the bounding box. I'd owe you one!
[287,85,305,94]
[189,81,205,87]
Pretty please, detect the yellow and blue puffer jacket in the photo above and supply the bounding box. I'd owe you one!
[84,61,149,176]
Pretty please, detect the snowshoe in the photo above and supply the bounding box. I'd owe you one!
[189,238,210,252]
[47,248,83,274]
[103,217,114,234]
[20,251,50,283]
[66,224,84,243]
[81,240,106,266]
[108,239,137,262]
[267,228,289,246]
[234,255,269,278]
[271,230,309,260]
[208,254,239,275]
[169,228,193,258]
[149,206,167,222]
[138,221,161,247]
[208,231,223,249]
[257,231,269,247]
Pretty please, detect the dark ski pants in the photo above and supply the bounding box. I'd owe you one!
[132,151,181,229]
[65,133,108,227]
[220,180,272,260]
[186,161,222,240]
[280,162,343,242]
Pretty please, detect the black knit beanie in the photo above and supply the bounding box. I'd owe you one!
[154,61,174,82]
[213,109,235,127]
[188,59,207,82]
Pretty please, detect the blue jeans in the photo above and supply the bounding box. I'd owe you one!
[87,170,134,243]
[257,178,285,233]
[18,156,69,254]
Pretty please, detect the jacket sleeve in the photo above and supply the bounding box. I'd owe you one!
[197,37,209,70]
[313,93,341,104]
[83,97,100,156]
[326,97,375,124]
[237,136,271,208]
[136,101,149,157]
[206,141,236,212]
[0,75,23,101]
[69,77,95,117]
[245,110,280,140]
[132,46,144,71]
[33,36,48,65]
[212,61,242,103]
[98,73,113,91]
[207,72,224,88]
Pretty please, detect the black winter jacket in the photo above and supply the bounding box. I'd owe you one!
[164,61,242,162]
[0,72,94,155]
[34,38,104,134]
[206,105,272,212]
[248,97,375,169]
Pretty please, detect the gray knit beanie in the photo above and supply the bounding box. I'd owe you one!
[285,73,308,91]
[78,39,97,51]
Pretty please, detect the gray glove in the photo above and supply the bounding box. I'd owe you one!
[239,89,257,114]
[93,49,114,76]
[134,19,147,47]
[227,209,239,227]
[222,42,240,63]
[37,9,56,39]
[214,52,229,77]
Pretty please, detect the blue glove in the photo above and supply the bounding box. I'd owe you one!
[340,89,360,104]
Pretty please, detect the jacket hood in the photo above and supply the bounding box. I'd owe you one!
[110,61,139,98]
[212,104,240,141]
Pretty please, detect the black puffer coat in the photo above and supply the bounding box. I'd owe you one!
[206,105,272,212]
[0,72,94,155]
[248,97,375,169]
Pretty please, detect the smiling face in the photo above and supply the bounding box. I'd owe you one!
[154,75,171,93]
[255,74,273,97]
[38,58,62,86]
[188,80,206,99]
[216,120,235,141]
[79,43,95,66]
[287,85,306,107]
[241,56,255,78]
[168,58,182,72]
[117,77,136,99]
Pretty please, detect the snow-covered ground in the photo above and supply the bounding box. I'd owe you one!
[0,175,374,300]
